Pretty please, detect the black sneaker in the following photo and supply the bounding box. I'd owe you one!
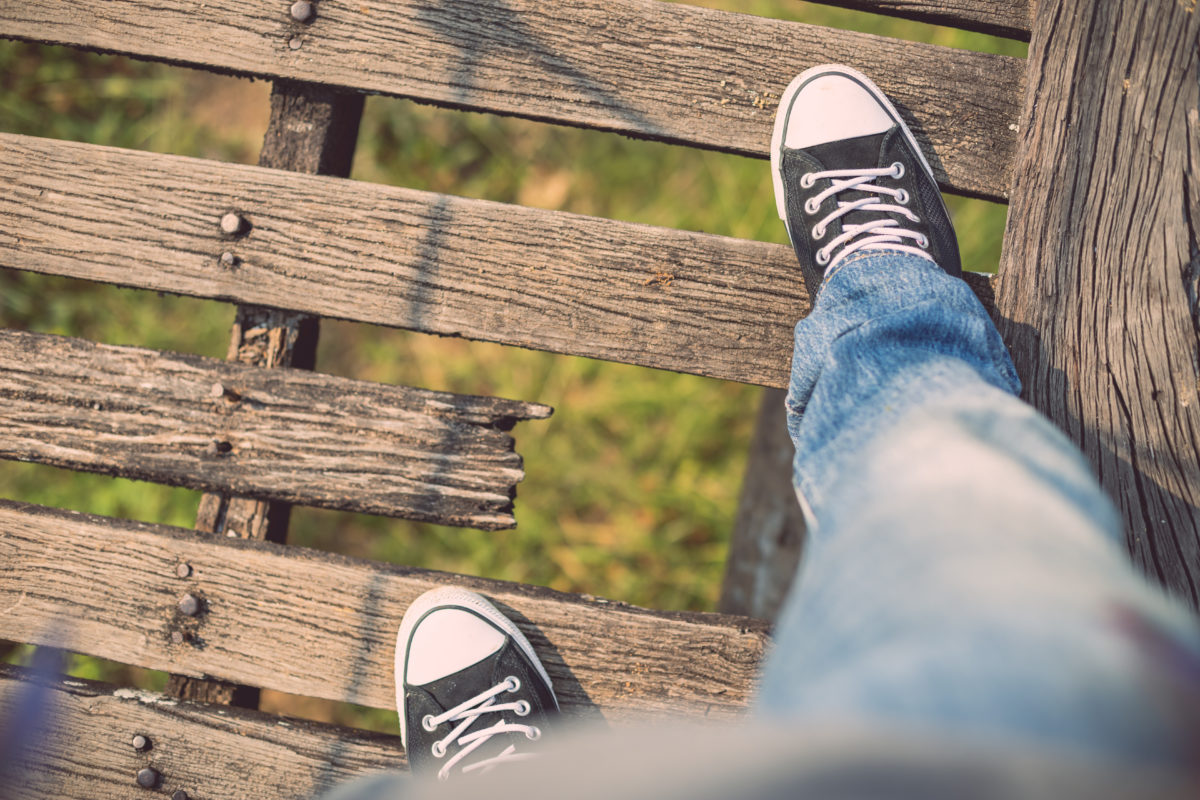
[771,64,961,288]
[395,587,559,781]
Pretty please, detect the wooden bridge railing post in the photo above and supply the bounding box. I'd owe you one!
[165,80,364,705]
[996,0,1200,607]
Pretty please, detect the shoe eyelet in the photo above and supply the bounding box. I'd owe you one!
[895,189,909,205]
[422,714,438,732]
[431,741,447,758]
[526,727,542,741]
[515,700,531,716]
[918,234,930,248]
[804,197,820,215]
[811,224,825,241]
[505,676,521,692]
[800,172,815,189]
[891,162,905,178]
[815,249,831,267]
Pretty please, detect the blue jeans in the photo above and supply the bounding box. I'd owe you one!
[321,251,1200,799]
[761,251,1200,764]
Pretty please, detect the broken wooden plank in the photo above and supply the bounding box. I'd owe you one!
[0,329,551,530]
[808,0,1030,40]
[0,666,403,800]
[0,500,768,723]
[0,0,1024,199]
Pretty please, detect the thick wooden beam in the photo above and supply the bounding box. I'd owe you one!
[0,666,403,800]
[0,328,548,529]
[719,388,806,622]
[0,501,769,723]
[0,0,1024,199]
[807,0,1030,40]
[996,0,1200,606]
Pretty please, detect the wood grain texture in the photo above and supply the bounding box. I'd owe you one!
[174,80,364,706]
[808,0,1029,40]
[1,133,997,389]
[0,132,811,387]
[0,501,769,722]
[0,329,550,530]
[996,0,1200,606]
[0,0,1024,200]
[719,388,805,622]
[0,667,404,800]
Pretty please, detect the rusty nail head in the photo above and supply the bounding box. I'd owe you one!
[175,563,192,579]
[290,1,315,22]
[170,631,185,645]
[136,767,160,789]
[173,792,190,800]
[219,212,245,235]
[178,594,201,617]
[131,734,149,751]
[219,251,237,267]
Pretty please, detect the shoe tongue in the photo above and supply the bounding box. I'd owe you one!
[803,129,890,171]
[805,129,897,240]
[423,648,527,775]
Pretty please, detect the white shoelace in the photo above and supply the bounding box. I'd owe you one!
[801,162,934,271]
[423,675,541,781]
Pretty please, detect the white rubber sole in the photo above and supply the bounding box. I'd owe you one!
[770,64,939,239]
[395,586,558,747]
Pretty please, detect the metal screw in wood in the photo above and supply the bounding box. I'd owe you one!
[290,1,315,23]
[131,734,149,751]
[175,563,192,579]
[136,767,160,789]
[219,251,237,268]
[170,631,186,645]
[178,594,201,617]
[172,791,190,800]
[288,35,304,50]
[219,212,245,235]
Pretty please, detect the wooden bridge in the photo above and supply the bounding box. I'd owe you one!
[1,0,1197,796]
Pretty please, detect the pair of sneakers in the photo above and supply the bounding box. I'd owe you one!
[396,64,959,783]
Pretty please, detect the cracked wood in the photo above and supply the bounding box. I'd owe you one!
[0,329,550,530]
[0,666,403,799]
[1,134,998,388]
[0,0,1023,200]
[0,501,769,723]
[996,0,1200,607]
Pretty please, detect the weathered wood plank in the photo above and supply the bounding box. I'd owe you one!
[0,329,550,530]
[0,501,769,722]
[808,0,1029,40]
[996,0,1200,607]
[0,666,404,800]
[0,132,814,388]
[0,0,1024,199]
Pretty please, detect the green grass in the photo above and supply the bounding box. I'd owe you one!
[1,0,1019,726]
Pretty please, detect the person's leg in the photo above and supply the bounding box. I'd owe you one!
[760,65,1200,766]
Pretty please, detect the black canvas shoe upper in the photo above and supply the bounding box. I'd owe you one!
[397,590,559,782]
[404,634,556,779]
[773,66,961,290]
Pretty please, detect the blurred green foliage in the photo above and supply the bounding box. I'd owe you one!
[1,0,1021,727]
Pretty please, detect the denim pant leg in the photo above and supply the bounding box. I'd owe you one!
[759,251,1200,765]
